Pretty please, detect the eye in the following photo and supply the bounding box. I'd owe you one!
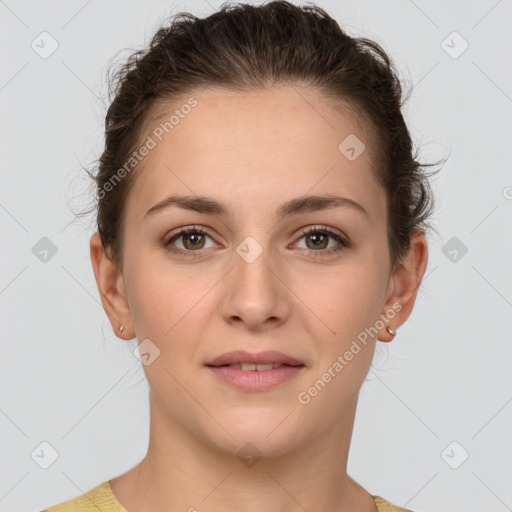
[293,225,350,257]
[162,226,217,257]
[162,224,351,259]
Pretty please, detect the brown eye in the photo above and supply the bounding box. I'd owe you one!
[180,231,206,250]
[163,226,216,257]
[304,231,329,250]
[295,226,350,257]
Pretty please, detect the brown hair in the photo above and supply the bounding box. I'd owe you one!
[79,0,446,273]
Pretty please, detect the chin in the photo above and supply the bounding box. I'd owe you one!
[201,417,306,461]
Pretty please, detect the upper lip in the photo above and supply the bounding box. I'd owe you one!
[206,350,304,367]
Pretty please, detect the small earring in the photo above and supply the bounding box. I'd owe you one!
[119,325,124,332]
[386,326,396,336]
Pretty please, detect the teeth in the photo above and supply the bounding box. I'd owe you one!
[228,363,282,371]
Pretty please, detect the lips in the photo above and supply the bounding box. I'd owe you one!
[206,350,304,368]
[206,350,306,391]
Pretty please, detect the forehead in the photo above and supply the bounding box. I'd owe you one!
[124,84,384,224]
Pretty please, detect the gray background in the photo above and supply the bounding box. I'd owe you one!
[1,1,511,511]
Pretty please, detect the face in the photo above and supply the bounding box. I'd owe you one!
[92,84,423,458]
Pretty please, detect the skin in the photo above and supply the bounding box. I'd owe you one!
[90,84,428,512]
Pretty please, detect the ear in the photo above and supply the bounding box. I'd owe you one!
[378,229,429,342]
[89,232,133,340]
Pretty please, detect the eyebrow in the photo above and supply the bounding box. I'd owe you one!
[144,194,370,220]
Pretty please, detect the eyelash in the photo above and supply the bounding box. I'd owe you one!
[299,225,350,257]
[162,225,351,259]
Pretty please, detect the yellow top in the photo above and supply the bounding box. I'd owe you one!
[40,480,415,512]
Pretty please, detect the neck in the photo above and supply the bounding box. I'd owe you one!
[110,394,377,512]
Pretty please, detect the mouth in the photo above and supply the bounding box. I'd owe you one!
[205,350,306,391]
[205,349,305,368]
[207,362,304,371]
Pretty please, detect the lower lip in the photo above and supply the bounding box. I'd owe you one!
[206,365,305,391]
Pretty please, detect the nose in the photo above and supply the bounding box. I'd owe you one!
[219,238,290,331]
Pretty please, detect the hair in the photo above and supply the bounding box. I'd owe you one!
[77,0,446,274]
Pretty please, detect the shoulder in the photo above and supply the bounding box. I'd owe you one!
[40,480,126,512]
[373,495,416,512]
[40,486,411,512]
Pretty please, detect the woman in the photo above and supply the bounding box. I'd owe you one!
[43,1,442,510]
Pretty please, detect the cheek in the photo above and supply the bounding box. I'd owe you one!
[124,256,182,340]
[292,269,381,417]
[291,262,384,342]
[126,259,217,351]
[127,276,171,339]
[126,268,209,393]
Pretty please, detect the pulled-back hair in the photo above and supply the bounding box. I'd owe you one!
[79,0,445,273]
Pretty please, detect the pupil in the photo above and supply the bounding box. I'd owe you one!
[185,233,203,249]
[309,233,327,249]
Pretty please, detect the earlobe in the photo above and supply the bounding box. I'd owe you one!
[378,230,429,342]
[89,232,133,339]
